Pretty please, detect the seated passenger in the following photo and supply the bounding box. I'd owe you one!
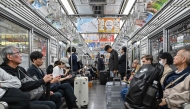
[163,48,190,89]
[121,58,146,100]
[160,48,190,109]
[159,52,174,85]
[27,51,78,109]
[0,68,30,109]
[0,46,56,109]
[159,74,190,109]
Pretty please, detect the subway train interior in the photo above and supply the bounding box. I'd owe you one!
[0,0,190,109]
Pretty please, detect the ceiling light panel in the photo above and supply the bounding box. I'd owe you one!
[61,0,74,14]
[123,0,136,15]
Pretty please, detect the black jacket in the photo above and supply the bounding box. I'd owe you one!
[109,49,119,71]
[118,53,131,74]
[27,64,45,80]
[0,62,45,92]
[98,58,105,71]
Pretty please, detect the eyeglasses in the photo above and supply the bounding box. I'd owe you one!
[9,52,21,55]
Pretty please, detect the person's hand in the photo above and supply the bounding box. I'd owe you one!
[123,76,126,81]
[159,99,167,106]
[66,75,72,79]
[50,77,60,84]
[50,91,54,96]
[113,70,117,74]
[43,74,53,83]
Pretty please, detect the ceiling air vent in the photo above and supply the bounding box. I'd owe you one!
[89,0,107,5]
[92,5,104,14]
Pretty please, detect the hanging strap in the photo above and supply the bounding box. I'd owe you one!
[165,72,188,89]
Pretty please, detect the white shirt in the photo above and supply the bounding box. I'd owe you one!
[0,68,21,98]
[52,66,64,77]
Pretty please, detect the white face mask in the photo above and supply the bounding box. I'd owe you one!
[159,59,166,66]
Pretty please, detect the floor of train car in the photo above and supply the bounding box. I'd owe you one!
[61,80,106,109]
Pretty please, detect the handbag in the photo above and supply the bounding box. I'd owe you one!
[18,69,44,100]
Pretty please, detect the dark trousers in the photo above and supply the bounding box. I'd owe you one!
[29,102,53,109]
[120,73,126,80]
[29,102,51,109]
[0,88,30,109]
[54,83,77,109]
[39,92,62,109]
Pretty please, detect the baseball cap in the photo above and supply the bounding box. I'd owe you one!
[60,57,70,67]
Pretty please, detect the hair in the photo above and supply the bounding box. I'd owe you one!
[159,52,173,65]
[134,59,140,64]
[141,55,153,63]
[100,54,105,58]
[1,45,17,63]
[122,46,127,53]
[66,47,76,53]
[104,45,111,51]
[54,60,60,67]
[135,65,141,73]
[180,47,190,65]
[30,51,43,62]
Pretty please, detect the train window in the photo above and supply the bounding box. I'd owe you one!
[169,19,190,57]
[33,34,48,72]
[150,36,163,63]
[0,18,29,70]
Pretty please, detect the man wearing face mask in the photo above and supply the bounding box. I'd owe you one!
[159,52,175,85]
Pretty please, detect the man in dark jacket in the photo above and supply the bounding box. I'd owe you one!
[0,45,56,109]
[118,47,130,80]
[27,51,78,109]
[105,45,119,80]
[67,47,78,73]
[98,54,105,71]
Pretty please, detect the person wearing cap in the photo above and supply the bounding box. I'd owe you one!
[52,58,70,78]
[27,51,78,109]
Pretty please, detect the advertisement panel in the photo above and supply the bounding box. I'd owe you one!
[98,18,120,33]
[77,18,98,32]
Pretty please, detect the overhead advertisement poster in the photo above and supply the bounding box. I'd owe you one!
[98,18,120,33]
[77,18,120,33]
[83,34,114,42]
[77,18,98,33]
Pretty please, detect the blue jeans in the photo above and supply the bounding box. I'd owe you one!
[121,87,129,101]
[110,71,114,77]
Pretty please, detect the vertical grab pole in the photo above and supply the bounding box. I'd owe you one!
[125,41,128,79]
[70,42,73,73]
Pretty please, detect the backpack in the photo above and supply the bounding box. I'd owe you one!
[125,63,164,109]
[77,60,83,70]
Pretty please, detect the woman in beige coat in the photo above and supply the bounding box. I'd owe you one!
[159,52,174,85]
[159,74,190,109]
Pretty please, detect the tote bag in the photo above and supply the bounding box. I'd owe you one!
[18,69,44,100]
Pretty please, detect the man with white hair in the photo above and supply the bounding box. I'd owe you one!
[0,46,57,109]
[159,47,190,109]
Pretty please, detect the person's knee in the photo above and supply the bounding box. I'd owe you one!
[53,92,62,100]
[29,102,54,109]
[45,101,56,109]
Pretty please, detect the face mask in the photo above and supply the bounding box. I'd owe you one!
[159,59,166,66]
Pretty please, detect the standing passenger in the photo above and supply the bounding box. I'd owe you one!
[118,47,130,80]
[104,45,119,81]
[67,47,78,75]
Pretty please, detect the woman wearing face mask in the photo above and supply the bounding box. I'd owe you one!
[159,52,174,85]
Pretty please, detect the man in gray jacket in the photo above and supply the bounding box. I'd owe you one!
[105,45,119,81]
